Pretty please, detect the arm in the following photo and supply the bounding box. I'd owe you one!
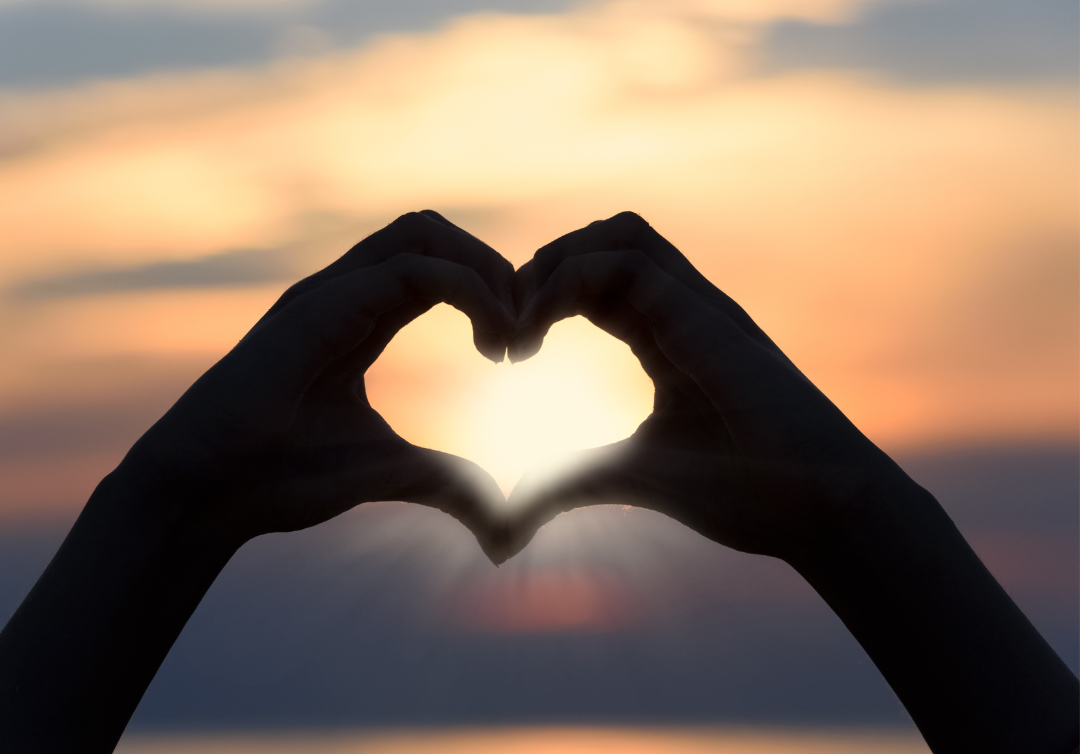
[0,472,238,751]
[507,211,1079,754]
[793,478,1079,754]
[0,211,516,753]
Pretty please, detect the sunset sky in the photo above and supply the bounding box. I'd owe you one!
[0,0,1075,513]
[0,0,1075,746]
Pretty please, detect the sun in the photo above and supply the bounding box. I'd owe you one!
[462,316,653,492]
[366,305,654,495]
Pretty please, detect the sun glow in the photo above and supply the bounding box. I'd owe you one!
[366,305,654,494]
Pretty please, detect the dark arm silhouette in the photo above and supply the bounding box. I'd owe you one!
[507,212,1080,754]
[0,211,515,753]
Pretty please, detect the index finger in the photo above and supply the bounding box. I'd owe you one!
[236,253,516,401]
[515,249,776,407]
[517,212,772,347]
[268,211,516,318]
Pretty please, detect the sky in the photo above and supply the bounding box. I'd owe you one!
[0,0,1075,742]
[0,0,1076,515]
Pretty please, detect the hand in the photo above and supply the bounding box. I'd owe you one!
[505,211,911,563]
[506,213,1080,753]
[123,211,516,559]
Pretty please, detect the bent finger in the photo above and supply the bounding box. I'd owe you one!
[372,447,511,565]
[242,253,515,399]
[267,211,516,318]
[513,249,692,360]
[519,212,771,345]
[515,250,785,413]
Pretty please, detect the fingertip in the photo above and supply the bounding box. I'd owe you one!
[473,329,508,363]
[474,513,512,565]
[507,333,542,363]
[417,209,452,227]
[479,539,509,567]
[503,521,541,563]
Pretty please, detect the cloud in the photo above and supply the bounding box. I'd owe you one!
[6,247,298,301]
[0,0,889,92]
[0,395,159,458]
[0,0,312,10]
[758,0,1079,83]
[0,4,277,89]
[0,0,574,90]
[0,0,1073,466]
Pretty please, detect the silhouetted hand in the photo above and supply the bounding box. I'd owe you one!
[506,212,1078,754]
[505,211,904,562]
[0,211,518,752]
[126,210,515,556]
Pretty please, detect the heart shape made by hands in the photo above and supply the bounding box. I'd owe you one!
[365,302,654,500]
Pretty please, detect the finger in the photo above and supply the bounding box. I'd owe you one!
[512,248,680,361]
[242,253,515,400]
[515,250,783,415]
[414,209,458,229]
[303,435,511,565]
[266,211,517,323]
[525,212,703,292]
[519,212,772,345]
[370,447,511,566]
[503,441,641,561]
[511,252,681,411]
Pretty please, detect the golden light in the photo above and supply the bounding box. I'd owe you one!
[366,305,654,494]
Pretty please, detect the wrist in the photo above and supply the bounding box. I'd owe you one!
[88,455,247,563]
[781,464,1080,753]
[781,451,940,574]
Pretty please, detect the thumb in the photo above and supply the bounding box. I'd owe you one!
[390,447,512,566]
[503,441,639,561]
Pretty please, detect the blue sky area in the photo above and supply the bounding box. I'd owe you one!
[0,0,1075,89]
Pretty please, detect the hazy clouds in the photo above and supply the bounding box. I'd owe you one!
[7,246,297,300]
[0,0,572,88]
[0,0,1073,89]
[760,0,1078,83]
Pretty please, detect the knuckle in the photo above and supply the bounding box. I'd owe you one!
[532,243,564,274]
[393,211,427,229]
[388,211,433,244]
[607,211,650,235]
[269,276,319,311]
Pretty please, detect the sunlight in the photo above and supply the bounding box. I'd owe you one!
[462,317,652,492]
[366,306,654,495]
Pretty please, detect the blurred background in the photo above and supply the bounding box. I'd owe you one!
[0,0,1076,751]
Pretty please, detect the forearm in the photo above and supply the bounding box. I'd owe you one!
[0,464,239,753]
[789,478,1079,754]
